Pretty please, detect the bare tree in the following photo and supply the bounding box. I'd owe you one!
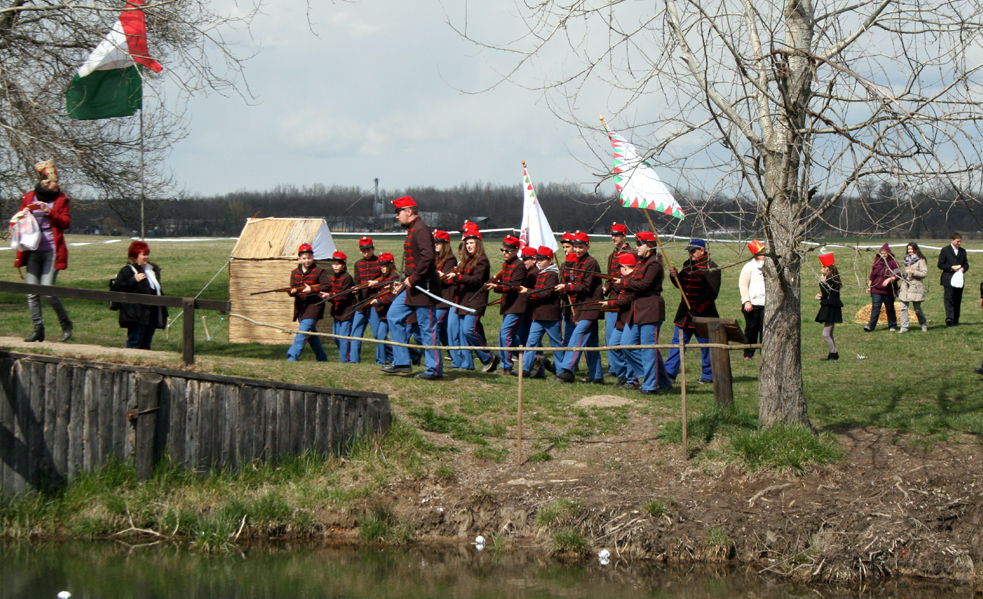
[0,0,261,199]
[454,0,983,427]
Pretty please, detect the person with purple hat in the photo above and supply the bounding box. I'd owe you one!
[382,196,443,379]
[665,238,720,384]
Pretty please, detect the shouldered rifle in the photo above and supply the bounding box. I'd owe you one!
[351,283,396,311]
[313,280,373,306]
[563,266,616,280]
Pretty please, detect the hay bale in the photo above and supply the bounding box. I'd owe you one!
[853,301,903,325]
[228,259,297,344]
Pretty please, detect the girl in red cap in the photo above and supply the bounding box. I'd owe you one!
[814,253,843,360]
[444,227,494,371]
[322,251,355,362]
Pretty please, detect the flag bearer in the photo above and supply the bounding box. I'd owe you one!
[664,238,720,383]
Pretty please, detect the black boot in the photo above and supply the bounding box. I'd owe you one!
[821,351,839,361]
[24,325,45,342]
[59,321,73,342]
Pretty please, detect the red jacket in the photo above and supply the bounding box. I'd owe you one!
[14,190,71,270]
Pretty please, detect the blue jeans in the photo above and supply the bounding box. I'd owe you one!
[522,319,562,373]
[664,325,711,381]
[560,319,602,380]
[622,322,671,391]
[867,293,897,330]
[126,323,156,350]
[606,324,630,381]
[498,313,526,370]
[462,313,494,366]
[387,291,442,376]
[350,308,388,363]
[447,310,472,369]
[287,318,328,361]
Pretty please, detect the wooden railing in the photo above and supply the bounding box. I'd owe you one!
[0,281,229,365]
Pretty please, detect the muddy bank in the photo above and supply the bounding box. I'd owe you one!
[338,427,981,592]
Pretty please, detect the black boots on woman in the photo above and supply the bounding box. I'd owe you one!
[821,352,839,361]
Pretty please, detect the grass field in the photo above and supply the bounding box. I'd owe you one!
[2,233,983,446]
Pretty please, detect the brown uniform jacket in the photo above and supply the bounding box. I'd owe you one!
[401,217,438,307]
[622,255,666,324]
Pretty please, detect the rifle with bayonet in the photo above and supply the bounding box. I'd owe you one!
[249,283,324,296]
[313,280,374,306]
[351,282,397,312]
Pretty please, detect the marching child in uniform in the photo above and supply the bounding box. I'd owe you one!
[286,244,329,362]
[323,251,355,363]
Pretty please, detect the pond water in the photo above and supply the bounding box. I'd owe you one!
[0,541,971,599]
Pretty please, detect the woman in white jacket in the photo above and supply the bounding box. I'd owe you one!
[898,242,929,332]
[738,240,767,359]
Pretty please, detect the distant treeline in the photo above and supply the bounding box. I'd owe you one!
[4,182,982,239]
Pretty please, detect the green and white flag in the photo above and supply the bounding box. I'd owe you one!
[605,126,685,220]
[66,0,163,120]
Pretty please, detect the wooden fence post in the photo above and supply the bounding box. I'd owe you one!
[132,372,162,480]
[182,298,195,365]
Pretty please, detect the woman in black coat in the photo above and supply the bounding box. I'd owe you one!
[114,240,168,349]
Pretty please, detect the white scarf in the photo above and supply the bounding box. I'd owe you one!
[142,263,161,294]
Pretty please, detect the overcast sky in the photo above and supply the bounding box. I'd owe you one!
[162,1,622,199]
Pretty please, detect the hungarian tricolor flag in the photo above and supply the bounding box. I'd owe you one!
[605,125,685,220]
[66,0,163,120]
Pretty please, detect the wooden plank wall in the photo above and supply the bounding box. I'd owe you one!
[0,351,391,499]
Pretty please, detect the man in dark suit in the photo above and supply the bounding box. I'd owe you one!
[937,231,970,326]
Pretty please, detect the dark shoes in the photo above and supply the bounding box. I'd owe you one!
[821,352,839,361]
[975,367,983,375]
[638,389,659,395]
[863,326,874,332]
[24,325,44,342]
[59,325,73,342]
[381,364,412,374]
[481,356,500,373]
[579,377,604,384]
[414,372,443,380]
[554,370,574,383]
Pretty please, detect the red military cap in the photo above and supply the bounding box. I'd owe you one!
[610,222,628,235]
[617,253,637,267]
[748,239,765,255]
[379,252,395,263]
[636,231,657,244]
[819,251,835,267]
[565,252,578,263]
[297,243,313,255]
[572,231,590,245]
[536,246,554,261]
[502,235,520,249]
[520,246,538,258]
[392,196,417,211]
[433,230,451,243]
[330,250,347,262]
[560,231,574,243]
[462,225,482,240]
[359,236,374,248]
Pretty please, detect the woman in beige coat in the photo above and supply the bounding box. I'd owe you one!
[899,242,929,332]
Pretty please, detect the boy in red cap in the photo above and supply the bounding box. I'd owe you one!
[485,234,527,374]
[520,246,562,377]
[321,251,355,362]
[383,196,443,379]
[605,222,631,379]
[553,231,604,383]
[286,243,329,362]
[350,236,382,363]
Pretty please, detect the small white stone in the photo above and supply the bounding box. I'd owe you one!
[474,535,485,545]
[57,593,72,599]
[598,549,610,560]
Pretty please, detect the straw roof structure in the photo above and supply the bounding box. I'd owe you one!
[229,218,336,344]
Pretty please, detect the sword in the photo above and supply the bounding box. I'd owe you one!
[412,285,476,314]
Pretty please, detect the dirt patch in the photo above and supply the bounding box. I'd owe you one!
[575,394,634,408]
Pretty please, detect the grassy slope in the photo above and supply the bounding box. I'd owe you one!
[1,233,981,539]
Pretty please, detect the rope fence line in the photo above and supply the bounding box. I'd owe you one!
[227,313,761,354]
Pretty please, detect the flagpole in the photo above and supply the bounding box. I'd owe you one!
[641,209,692,313]
[139,107,145,240]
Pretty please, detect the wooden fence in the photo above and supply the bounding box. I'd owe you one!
[0,351,391,499]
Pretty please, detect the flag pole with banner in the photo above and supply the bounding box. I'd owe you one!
[600,115,691,312]
[66,0,163,238]
[518,161,559,252]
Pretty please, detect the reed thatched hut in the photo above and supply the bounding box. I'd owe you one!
[228,218,337,344]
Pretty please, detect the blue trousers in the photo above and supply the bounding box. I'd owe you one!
[606,324,630,381]
[522,319,563,373]
[333,318,353,363]
[447,310,472,369]
[287,318,328,361]
[126,323,156,350]
[560,319,602,380]
[622,322,671,391]
[604,311,623,377]
[349,308,387,363]
[498,313,527,370]
[462,313,494,366]
[664,325,712,381]
[386,291,442,376]
[867,293,897,330]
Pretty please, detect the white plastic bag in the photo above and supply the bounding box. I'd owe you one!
[9,208,41,251]
[951,269,964,289]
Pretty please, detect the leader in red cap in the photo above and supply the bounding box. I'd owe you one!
[392,196,417,211]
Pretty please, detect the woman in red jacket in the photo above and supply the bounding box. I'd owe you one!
[14,160,73,343]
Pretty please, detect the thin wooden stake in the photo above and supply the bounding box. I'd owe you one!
[642,209,692,314]
[517,350,524,467]
[679,339,688,459]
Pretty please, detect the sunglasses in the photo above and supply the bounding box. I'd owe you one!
[501,248,515,253]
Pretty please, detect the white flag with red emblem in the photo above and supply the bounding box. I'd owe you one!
[519,163,559,252]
